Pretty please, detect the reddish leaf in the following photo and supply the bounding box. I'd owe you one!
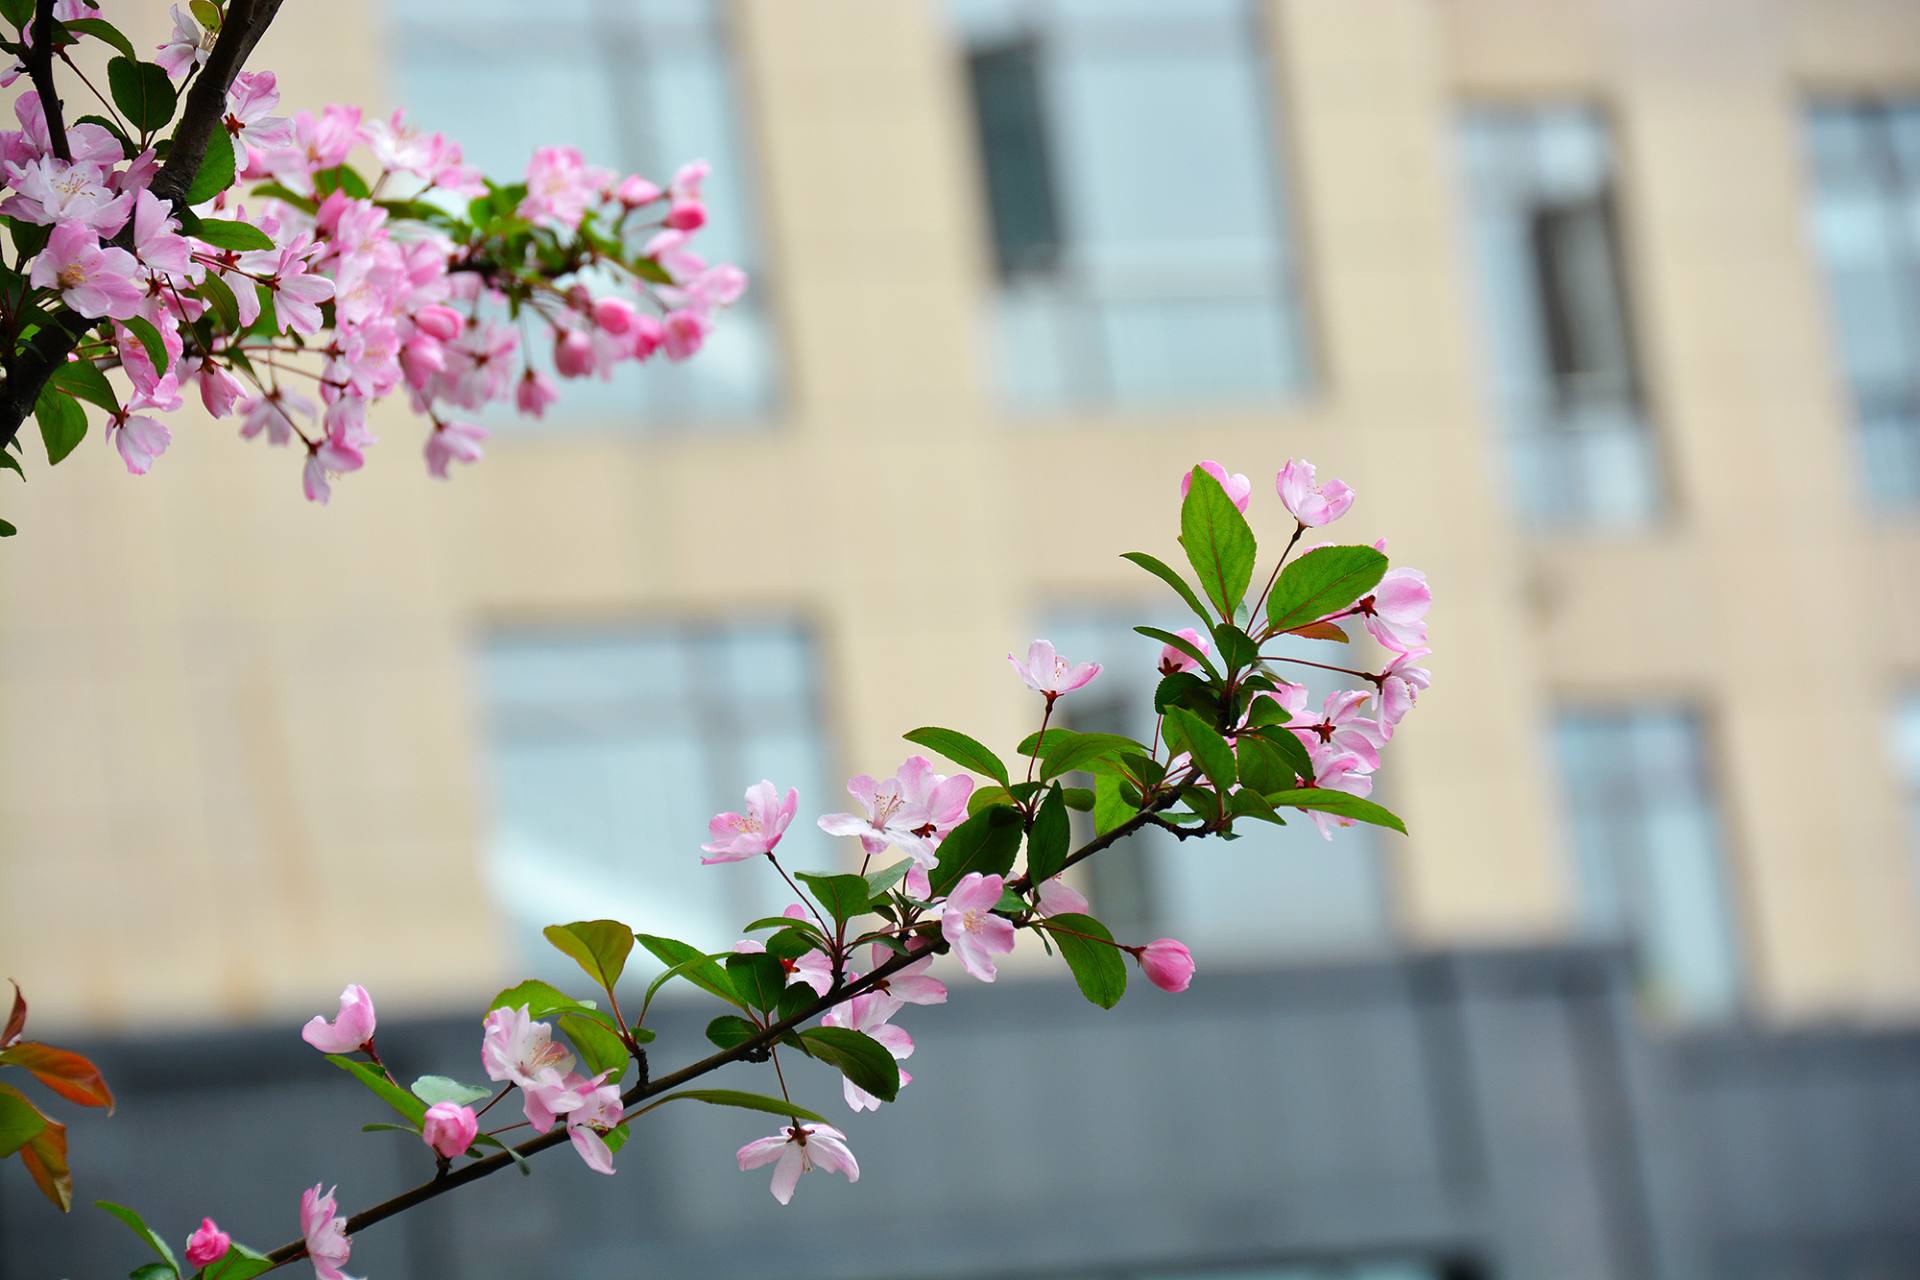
[18,1115,71,1211]
[0,1044,114,1113]
[1288,620,1349,642]
[2,981,23,1048]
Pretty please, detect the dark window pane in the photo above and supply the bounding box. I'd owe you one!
[968,39,1063,278]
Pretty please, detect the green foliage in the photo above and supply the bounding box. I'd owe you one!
[1092,773,1135,837]
[1036,729,1149,780]
[32,387,84,465]
[189,216,273,254]
[205,1243,276,1280]
[1235,733,1303,796]
[704,1015,759,1050]
[324,1055,426,1126]
[1043,913,1128,1009]
[636,934,740,1008]
[487,979,598,1022]
[1133,626,1219,679]
[542,919,634,991]
[1161,707,1236,791]
[120,316,170,378]
[1264,545,1387,636]
[94,1200,180,1276]
[62,18,138,61]
[863,859,913,898]
[1119,550,1213,626]
[796,1027,899,1102]
[409,1076,491,1108]
[48,359,118,414]
[724,952,787,1015]
[0,0,36,28]
[793,872,870,926]
[1180,465,1257,619]
[1265,788,1407,834]
[106,58,176,134]
[927,804,1023,897]
[1025,784,1070,885]
[0,1084,44,1158]
[647,1090,826,1124]
[902,727,1009,787]
[558,1012,628,1079]
[184,131,238,206]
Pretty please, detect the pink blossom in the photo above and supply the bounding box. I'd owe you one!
[552,329,596,379]
[518,146,611,230]
[1180,459,1252,513]
[412,304,462,343]
[2,156,130,232]
[1290,689,1386,772]
[1034,876,1090,918]
[1007,639,1102,701]
[1375,649,1431,736]
[616,175,662,207]
[665,200,706,232]
[298,1184,355,1280]
[301,985,376,1054]
[592,296,638,335]
[423,420,486,479]
[661,309,709,361]
[1157,626,1209,676]
[131,190,193,276]
[566,1078,623,1175]
[225,71,291,149]
[1298,749,1373,840]
[109,408,172,477]
[817,756,972,866]
[243,243,335,336]
[630,315,666,361]
[515,369,558,418]
[736,1123,858,1205]
[420,1101,478,1159]
[822,988,912,1112]
[270,106,363,176]
[1276,458,1356,527]
[184,1219,230,1269]
[863,944,946,1020]
[28,223,143,320]
[1137,938,1195,993]
[155,5,216,79]
[935,873,1016,982]
[480,1006,575,1096]
[701,780,799,863]
[302,428,365,505]
[1362,568,1430,654]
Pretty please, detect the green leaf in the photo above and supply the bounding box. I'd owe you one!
[1120,550,1214,626]
[1265,789,1408,834]
[1092,774,1135,837]
[1134,625,1220,680]
[106,58,176,133]
[1041,913,1128,1009]
[131,1264,175,1280]
[61,18,137,61]
[94,1201,180,1276]
[1211,624,1259,673]
[247,180,319,214]
[1180,464,1257,619]
[739,915,826,937]
[48,359,118,413]
[863,860,913,898]
[1236,733,1302,795]
[927,804,1024,898]
[796,1027,899,1102]
[0,519,15,538]
[1250,725,1314,785]
[725,952,787,1014]
[188,0,221,31]
[646,1089,825,1124]
[468,1131,533,1177]
[1153,671,1210,716]
[1039,730,1149,780]
[32,387,85,465]
[205,1243,275,1280]
[704,1015,759,1050]
[0,1084,45,1158]
[558,1012,628,1080]
[1060,786,1096,811]
[183,129,237,206]
[542,919,634,991]
[0,0,31,28]
[198,271,241,329]
[487,979,598,1022]
[636,935,739,1007]
[1162,707,1236,790]
[1264,545,1388,636]
[1025,784,1070,885]
[190,218,274,256]
[793,871,871,925]
[312,164,371,199]
[0,448,23,478]
[902,726,1010,788]
[324,1055,426,1126]
[120,316,170,378]
[409,1076,492,1108]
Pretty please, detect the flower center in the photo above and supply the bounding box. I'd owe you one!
[961,908,983,933]
[56,263,87,289]
[870,791,904,828]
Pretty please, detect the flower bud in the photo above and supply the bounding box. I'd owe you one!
[591,296,638,336]
[516,368,558,418]
[630,315,666,361]
[665,200,706,232]
[1180,460,1252,514]
[185,1218,230,1268]
[411,304,463,343]
[301,984,376,1054]
[662,310,708,362]
[616,174,662,207]
[1137,938,1194,993]
[421,1101,479,1159]
[553,330,596,379]
[1156,626,1209,676]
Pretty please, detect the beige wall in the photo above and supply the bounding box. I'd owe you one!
[3,0,1917,1030]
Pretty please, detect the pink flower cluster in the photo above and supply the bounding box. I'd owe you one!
[1,31,744,501]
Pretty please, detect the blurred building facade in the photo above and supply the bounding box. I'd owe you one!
[3,0,1920,1276]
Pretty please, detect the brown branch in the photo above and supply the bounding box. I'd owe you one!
[27,0,70,162]
[0,0,286,454]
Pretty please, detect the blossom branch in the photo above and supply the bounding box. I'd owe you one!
[27,0,70,163]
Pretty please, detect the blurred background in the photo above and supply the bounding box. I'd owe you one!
[4,0,1920,1276]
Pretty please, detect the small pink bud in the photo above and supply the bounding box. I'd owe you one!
[564,284,594,312]
[664,200,706,232]
[1137,939,1194,993]
[412,304,463,343]
[421,1101,479,1159]
[617,175,662,207]
[301,985,376,1054]
[553,330,596,379]
[1156,626,1209,676]
[185,1218,230,1268]
[662,310,708,361]
[515,368,558,418]
[630,315,666,361]
[591,296,638,336]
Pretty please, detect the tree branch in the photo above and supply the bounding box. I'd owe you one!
[0,0,286,454]
[254,810,1171,1271]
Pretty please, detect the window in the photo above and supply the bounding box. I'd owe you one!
[478,622,833,968]
[1553,707,1743,1018]
[952,0,1311,409]
[1805,100,1920,507]
[1459,107,1661,528]
[1037,612,1392,958]
[388,0,776,424]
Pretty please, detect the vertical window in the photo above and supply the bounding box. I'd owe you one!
[1805,100,1920,507]
[1553,707,1743,1019]
[952,0,1311,409]
[1459,107,1661,529]
[478,623,832,968]
[1038,612,1392,958]
[389,0,776,425]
